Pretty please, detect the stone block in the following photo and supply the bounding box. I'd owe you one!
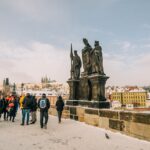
[133,113,150,124]
[74,115,78,121]
[124,121,150,141]
[70,115,74,119]
[85,108,99,115]
[109,119,124,131]
[76,107,85,122]
[70,107,77,115]
[78,117,84,122]
[120,111,133,121]
[99,110,119,119]
[99,117,109,129]
[84,114,99,126]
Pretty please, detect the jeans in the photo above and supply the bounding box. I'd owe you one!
[22,109,30,125]
[40,110,48,128]
[57,111,62,123]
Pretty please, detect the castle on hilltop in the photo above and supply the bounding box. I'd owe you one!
[41,76,56,84]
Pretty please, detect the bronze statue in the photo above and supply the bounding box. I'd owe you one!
[91,41,104,75]
[70,45,82,79]
[82,38,92,74]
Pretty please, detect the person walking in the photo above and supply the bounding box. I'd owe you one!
[0,95,4,120]
[38,93,50,129]
[21,93,32,125]
[19,93,25,116]
[30,95,37,124]
[3,96,9,121]
[7,96,17,122]
[56,96,64,123]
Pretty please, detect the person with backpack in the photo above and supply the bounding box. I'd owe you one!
[21,93,33,125]
[38,93,50,129]
[55,96,64,123]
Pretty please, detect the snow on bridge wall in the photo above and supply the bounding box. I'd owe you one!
[49,106,150,141]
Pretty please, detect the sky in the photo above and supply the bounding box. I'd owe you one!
[0,0,150,86]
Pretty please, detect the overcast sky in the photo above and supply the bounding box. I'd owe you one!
[0,0,150,86]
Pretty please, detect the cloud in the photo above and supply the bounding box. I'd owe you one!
[104,51,150,86]
[1,0,70,22]
[108,40,137,53]
[0,38,150,86]
[143,23,150,29]
[0,41,70,84]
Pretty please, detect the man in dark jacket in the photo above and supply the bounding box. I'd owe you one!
[3,97,8,121]
[56,96,64,123]
[0,96,4,119]
[9,96,18,122]
[38,93,50,129]
[30,95,37,124]
[21,93,33,125]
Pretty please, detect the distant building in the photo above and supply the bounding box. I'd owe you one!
[111,92,147,107]
[2,78,11,95]
[40,76,57,89]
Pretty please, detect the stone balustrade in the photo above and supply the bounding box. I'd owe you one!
[49,105,150,141]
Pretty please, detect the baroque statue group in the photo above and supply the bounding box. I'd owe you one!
[70,38,104,80]
[67,38,109,108]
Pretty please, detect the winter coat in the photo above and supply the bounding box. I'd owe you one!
[56,99,64,112]
[0,99,4,113]
[22,96,33,109]
[19,96,25,109]
[38,98,50,111]
[31,96,37,111]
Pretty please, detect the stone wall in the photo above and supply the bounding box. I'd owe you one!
[49,106,150,141]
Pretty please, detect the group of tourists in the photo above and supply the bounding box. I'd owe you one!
[0,93,65,129]
[0,94,19,122]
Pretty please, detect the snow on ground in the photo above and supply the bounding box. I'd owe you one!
[0,111,150,150]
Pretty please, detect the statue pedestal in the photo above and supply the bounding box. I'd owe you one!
[66,74,110,109]
[88,74,109,101]
[67,79,80,100]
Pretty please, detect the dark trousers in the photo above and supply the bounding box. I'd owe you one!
[40,110,48,128]
[57,111,62,123]
[4,109,9,120]
[0,109,9,120]
[0,109,2,118]
[9,108,16,122]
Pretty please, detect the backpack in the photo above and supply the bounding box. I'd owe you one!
[39,99,47,109]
